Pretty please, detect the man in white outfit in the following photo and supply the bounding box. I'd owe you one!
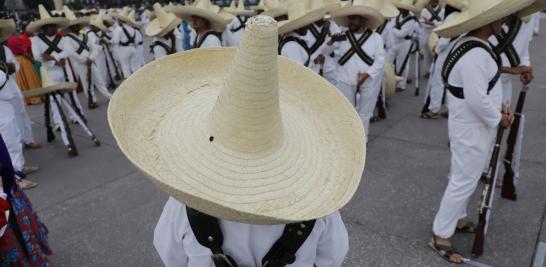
[112,8,140,78]
[146,3,183,60]
[419,0,444,78]
[307,16,342,85]
[88,12,120,90]
[391,1,420,91]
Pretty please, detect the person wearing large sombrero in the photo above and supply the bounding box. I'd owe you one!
[146,3,183,60]
[389,0,420,92]
[87,10,121,89]
[112,7,141,78]
[277,0,325,67]
[324,0,385,140]
[109,15,364,266]
[173,0,229,49]
[223,0,257,47]
[419,0,445,78]
[430,0,534,263]
[421,0,464,119]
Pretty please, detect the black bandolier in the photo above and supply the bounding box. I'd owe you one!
[150,31,178,56]
[65,32,96,107]
[493,17,522,68]
[278,35,311,67]
[393,13,418,77]
[192,31,223,49]
[230,16,249,34]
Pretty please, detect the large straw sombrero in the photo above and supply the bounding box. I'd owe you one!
[278,0,325,35]
[0,19,16,43]
[251,0,266,11]
[90,11,109,32]
[117,7,142,28]
[146,3,182,37]
[434,0,534,38]
[27,5,69,33]
[393,0,422,15]
[108,16,366,225]
[428,31,439,56]
[382,0,400,18]
[23,67,77,98]
[173,0,230,32]
[261,0,288,19]
[224,0,256,16]
[63,6,91,27]
[331,0,385,29]
[518,0,546,17]
[384,62,397,98]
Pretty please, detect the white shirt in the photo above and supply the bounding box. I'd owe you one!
[154,197,349,267]
[223,16,249,47]
[392,13,419,41]
[280,32,309,66]
[324,30,385,86]
[488,18,532,67]
[446,37,502,128]
[306,20,341,74]
[31,34,74,83]
[191,31,222,49]
[420,4,445,29]
[378,18,396,49]
[112,24,137,46]
[152,29,183,60]
[0,46,20,100]
[63,32,99,66]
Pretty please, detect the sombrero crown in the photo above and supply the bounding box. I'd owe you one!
[63,5,91,27]
[393,0,422,14]
[224,0,256,16]
[108,15,366,224]
[27,4,69,33]
[90,10,109,32]
[331,0,386,29]
[173,0,231,32]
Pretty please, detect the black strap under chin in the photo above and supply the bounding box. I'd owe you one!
[442,40,501,99]
[338,30,375,66]
[186,207,316,267]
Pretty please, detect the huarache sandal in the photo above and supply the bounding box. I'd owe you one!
[428,236,465,264]
[455,221,476,234]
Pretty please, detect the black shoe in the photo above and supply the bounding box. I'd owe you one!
[67,145,79,157]
[92,136,101,146]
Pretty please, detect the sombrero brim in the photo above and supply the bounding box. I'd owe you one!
[145,16,182,37]
[518,0,546,18]
[117,15,142,28]
[262,7,288,19]
[434,0,534,38]
[428,32,439,56]
[22,82,77,98]
[224,8,256,16]
[278,8,326,36]
[325,3,342,14]
[66,17,91,27]
[108,48,366,225]
[382,4,400,18]
[331,6,385,29]
[384,62,397,98]
[0,20,16,42]
[27,17,69,33]
[393,3,421,15]
[90,19,108,32]
[173,6,230,32]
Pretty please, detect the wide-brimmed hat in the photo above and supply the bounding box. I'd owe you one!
[434,0,534,38]
[278,0,325,35]
[117,7,142,28]
[224,0,256,16]
[428,31,439,56]
[146,3,182,37]
[444,0,465,10]
[90,10,109,32]
[63,5,91,28]
[331,0,385,29]
[393,0,422,14]
[0,19,16,43]
[251,0,266,11]
[108,16,365,225]
[381,0,400,18]
[261,0,288,19]
[519,0,546,17]
[27,5,70,33]
[384,62,397,98]
[23,67,77,98]
[173,0,230,32]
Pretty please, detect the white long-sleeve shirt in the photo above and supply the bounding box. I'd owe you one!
[280,32,309,66]
[0,46,20,101]
[446,37,502,129]
[392,13,418,41]
[152,29,183,60]
[306,20,341,74]
[420,4,445,29]
[323,30,385,86]
[63,32,100,66]
[31,34,74,83]
[223,16,249,47]
[154,197,349,267]
[191,31,222,49]
[112,24,137,46]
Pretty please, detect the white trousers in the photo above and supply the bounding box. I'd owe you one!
[9,87,35,144]
[134,45,145,69]
[336,77,382,140]
[424,57,445,113]
[433,121,496,238]
[117,46,137,78]
[73,62,112,103]
[49,94,94,146]
[395,40,413,90]
[0,102,24,171]
[420,29,433,74]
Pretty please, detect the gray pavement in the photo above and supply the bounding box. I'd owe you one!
[20,23,546,266]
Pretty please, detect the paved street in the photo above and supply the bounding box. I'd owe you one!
[20,22,546,267]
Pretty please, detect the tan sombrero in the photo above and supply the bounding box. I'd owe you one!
[164,2,177,13]
[393,0,422,15]
[331,0,385,29]
[428,31,439,56]
[63,6,91,27]
[251,0,266,11]
[117,7,142,28]
[519,0,546,17]
[323,0,342,13]
[278,0,325,35]
[23,67,77,98]
[0,19,16,43]
[224,0,256,16]
[173,0,230,32]
[146,3,182,37]
[261,0,288,19]
[382,0,400,18]
[384,62,397,98]
[108,16,365,225]
[90,10,109,32]
[444,0,465,10]
[434,0,534,38]
[27,5,69,33]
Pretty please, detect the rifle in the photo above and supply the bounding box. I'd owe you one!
[376,90,387,119]
[355,74,362,110]
[472,126,505,258]
[413,37,421,96]
[501,85,529,200]
[51,92,78,157]
[44,95,55,142]
[87,63,94,108]
[104,42,122,81]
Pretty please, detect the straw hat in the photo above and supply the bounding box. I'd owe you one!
[428,31,439,56]
[0,19,16,43]
[381,0,400,18]
[278,0,325,35]
[330,0,385,29]
[117,7,142,28]
[173,0,230,32]
[90,10,110,32]
[323,0,342,13]
[518,0,546,17]
[27,5,69,33]
[108,16,365,225]
[393,0,422,14]
[434,0,534,38]
[146,3,182,37]
[384,62,397,98]
[444,0,465,10]
[224,0,256,16]
[63,6,91,27]
[261,0,288,19]
[251,0,266,11]
[164,2,177,13]
[23,67,77,98]
[143,9,157,20]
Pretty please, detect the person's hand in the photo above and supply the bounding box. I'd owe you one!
[423,18,433,25]
[55,59,66,66]
[314,54,325,65]
[85,58,93,66]
[328,33,345,45]
[42,53,54,61]
[323,20,331,36]
[500,106,515,128]
[6,63,16,74]
[521,71,534,84]
[357,72,370,88]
